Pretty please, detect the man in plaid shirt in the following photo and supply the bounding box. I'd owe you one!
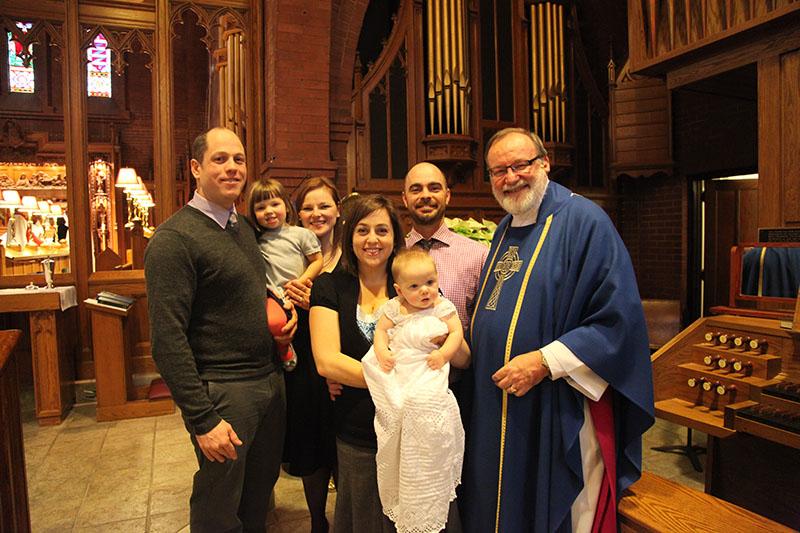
[402,161,489,413]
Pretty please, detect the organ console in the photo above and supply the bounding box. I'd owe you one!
[717,332,734,347]
[749,338,768,353]
[652,312,800,528]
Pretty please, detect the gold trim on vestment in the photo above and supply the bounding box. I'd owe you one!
[470,215,554,533]
[470,224,508,340]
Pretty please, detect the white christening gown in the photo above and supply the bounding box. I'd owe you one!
[362,297,464,533]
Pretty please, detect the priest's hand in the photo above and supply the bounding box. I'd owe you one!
[196,419,242,462]
[492,350,549,397]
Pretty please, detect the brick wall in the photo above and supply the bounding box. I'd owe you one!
[617,173,685,300]
[262,0,337,182]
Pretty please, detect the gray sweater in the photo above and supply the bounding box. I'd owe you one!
[144,206,276,434]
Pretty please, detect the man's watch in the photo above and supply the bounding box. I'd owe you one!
[540,352,551,376]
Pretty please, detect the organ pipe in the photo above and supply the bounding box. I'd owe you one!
[529,2,566,143]
[425,0,471,135]
[218,28,245,138]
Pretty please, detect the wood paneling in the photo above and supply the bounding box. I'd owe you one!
[708,433,800,528]
[630,0,800,75]
[667,20,800,89]
[609,71,672,178]
[759,52,793,229]
[781,50,800,224]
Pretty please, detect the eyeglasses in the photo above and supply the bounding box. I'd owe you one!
[488,156,544,180]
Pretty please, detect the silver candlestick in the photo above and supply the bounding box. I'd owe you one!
[41,257,55,289]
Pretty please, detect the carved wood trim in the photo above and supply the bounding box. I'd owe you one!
[170,1,246,51]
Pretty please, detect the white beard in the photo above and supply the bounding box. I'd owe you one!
[493,176,549,217]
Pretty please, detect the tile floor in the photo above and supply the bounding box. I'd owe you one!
[21,394,704,532]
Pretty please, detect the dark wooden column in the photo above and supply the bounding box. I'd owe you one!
[0,329,29,533]
[153,0,175,224]
[63,0,92,370]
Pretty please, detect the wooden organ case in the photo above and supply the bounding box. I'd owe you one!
[653,312,800,529]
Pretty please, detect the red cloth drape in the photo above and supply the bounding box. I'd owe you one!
[589,388,617,533]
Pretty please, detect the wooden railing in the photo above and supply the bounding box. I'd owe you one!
[0,329,30,533]
[628,0,800,72]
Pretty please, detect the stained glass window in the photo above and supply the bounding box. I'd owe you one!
[7,22,34,93]
[87,33,112,98]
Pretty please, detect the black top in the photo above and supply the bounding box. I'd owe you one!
[310,267,395,449]
[145,206,277,435]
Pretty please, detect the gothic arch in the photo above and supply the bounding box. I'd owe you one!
[170,2,247,51]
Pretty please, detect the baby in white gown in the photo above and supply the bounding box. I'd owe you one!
[362,248,465,533]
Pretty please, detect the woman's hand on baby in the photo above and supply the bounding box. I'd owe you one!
[376,352,396,372]
[427,349,446,370]
[430,334,447,347]
[284,278,313,310]
[326,379,342,401]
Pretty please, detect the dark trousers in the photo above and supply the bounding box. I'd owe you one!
[334,438,396,533]
[186,372,286,533]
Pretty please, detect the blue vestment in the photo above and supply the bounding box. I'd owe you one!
[463,181,654,532]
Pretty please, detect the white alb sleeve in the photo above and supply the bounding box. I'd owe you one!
[540,340,608,401]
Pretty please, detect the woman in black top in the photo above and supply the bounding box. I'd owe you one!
[310,195,403,533]
[281,177,343,532]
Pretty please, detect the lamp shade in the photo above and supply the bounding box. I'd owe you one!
[129,189,150,198]
[38,200,50,212]
[1,189,21,206]
[21,195,38,210]
[50,204,63,215]
[116,167,139,188]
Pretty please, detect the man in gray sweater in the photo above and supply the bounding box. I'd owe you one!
[145,127,293,532]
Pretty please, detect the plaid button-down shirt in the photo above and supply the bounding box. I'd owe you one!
[406,223,489,331]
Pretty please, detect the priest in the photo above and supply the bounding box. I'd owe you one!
[463,128,654,532]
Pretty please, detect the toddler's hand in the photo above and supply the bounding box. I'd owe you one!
[427,349,445,370]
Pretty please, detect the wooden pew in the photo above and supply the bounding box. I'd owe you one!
[642,299,681,351]
[619,472,793,532]
[0,329,30,533]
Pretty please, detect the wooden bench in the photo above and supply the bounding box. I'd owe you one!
[0,329,30,533]
[619,472,793,532]
[642,299,681,351]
